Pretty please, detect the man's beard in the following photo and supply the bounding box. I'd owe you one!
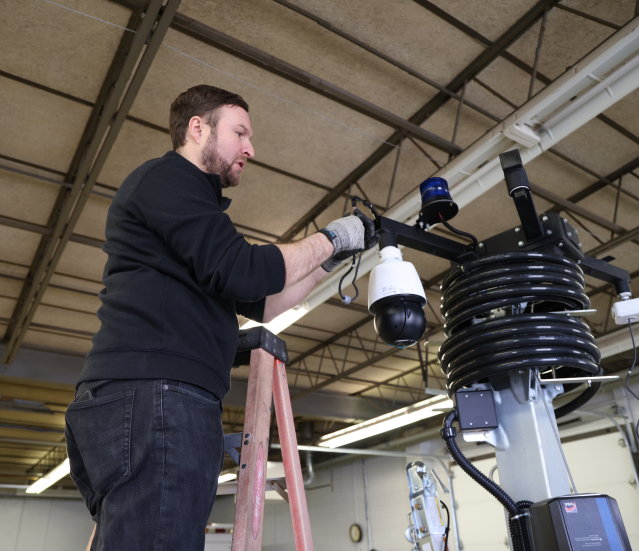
[201,133,240,188]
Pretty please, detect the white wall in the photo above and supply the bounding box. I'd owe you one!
[0,498,93,551]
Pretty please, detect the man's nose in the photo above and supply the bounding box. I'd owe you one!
[243,140,255,159]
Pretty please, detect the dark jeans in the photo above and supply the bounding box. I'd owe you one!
[65,379,225,551]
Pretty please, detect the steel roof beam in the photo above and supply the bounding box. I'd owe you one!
[0,214,104,249]
[2,0,182,364]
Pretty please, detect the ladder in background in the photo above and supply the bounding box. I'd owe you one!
[221,327,314,551]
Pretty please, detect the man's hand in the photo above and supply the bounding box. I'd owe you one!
[320,209,379,272]
[274,209,378,288]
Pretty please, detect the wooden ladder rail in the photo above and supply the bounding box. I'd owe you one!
[229,328,314,551]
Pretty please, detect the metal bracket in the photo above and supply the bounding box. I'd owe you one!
[233,326,289,366]
[224,432,243,464]
[268,478,289,503]
[510,369,538,404]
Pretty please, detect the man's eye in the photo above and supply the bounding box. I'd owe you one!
[237,132,243,137]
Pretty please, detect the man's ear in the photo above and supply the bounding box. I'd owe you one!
[187,116,206,146]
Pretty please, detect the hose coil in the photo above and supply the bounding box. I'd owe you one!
[438,252,602,416]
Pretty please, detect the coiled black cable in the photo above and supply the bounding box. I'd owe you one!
[438,251,602,417]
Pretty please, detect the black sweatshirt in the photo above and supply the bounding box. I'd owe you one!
[79,151,286,399]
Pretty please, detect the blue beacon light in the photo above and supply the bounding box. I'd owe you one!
[417,177,459,227]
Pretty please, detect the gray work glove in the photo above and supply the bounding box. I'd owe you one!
[318,209,379,272]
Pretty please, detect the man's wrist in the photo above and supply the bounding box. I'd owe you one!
[315,229,336,254]
[317,228,336,246]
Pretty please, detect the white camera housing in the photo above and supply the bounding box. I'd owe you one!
[368,247,427,310]
[368,246,427,348]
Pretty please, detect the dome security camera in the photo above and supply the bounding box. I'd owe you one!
[368,245,427,348]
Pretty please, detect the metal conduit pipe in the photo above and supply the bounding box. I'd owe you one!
[303,451,315,487]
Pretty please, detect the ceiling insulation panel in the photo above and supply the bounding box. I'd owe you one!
[425,0,542,42]
[0,0,131,101]
[525,152,598,199]
[355,138,439,210]
[0,227,41,266]
[179,0,441,118]
[419,96,497,150]
[602,91,639,139]
[98,120,173,188]
[73,194,110,241]
[0,171,59,226]
[553,116,639,176]
[40,286,101,318]
[32,303,100,336]
[224,164,329,236]
[55,241,108,282]
[507,8,615,82]
[475,56,540,108]
[182,0,486,102]
[0,77,91,173]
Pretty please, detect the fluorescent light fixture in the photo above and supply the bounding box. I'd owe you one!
[241,305,308,335]
[26,458,70,494]
[318,396,453,448]
[218,472,237,483]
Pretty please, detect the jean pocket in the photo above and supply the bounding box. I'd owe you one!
[65,389,135,496]
[165,383,220,407]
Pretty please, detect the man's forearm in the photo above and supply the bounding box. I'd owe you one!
[275,233,333,288]
[263,267,326,323]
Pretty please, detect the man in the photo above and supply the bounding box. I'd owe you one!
[65,85,378,551]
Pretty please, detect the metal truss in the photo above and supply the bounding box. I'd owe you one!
[283,309,447,403]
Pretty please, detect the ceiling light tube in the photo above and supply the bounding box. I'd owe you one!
[318,396,453,448]
[241,305,308,335]
[25,458,70,494]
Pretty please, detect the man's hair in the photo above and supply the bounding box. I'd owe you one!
[169,85,249,150]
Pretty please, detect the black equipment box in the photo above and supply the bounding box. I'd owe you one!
[529,494,631,551]
[455,389,498,431]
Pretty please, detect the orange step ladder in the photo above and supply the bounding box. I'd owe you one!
[220,328,314,551]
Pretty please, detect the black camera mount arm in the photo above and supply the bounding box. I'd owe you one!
[376,216,474,262]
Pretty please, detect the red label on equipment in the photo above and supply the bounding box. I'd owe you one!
[564,501,578,513]
[252,443,265,540]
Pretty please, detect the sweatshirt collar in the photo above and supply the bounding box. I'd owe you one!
[164,151,232,211]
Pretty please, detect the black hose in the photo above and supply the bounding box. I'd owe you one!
[440,500,450,550]
[439,213,479,250]
[439,251,602,417]
[441,410,532,550]
[440,411,519,515]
